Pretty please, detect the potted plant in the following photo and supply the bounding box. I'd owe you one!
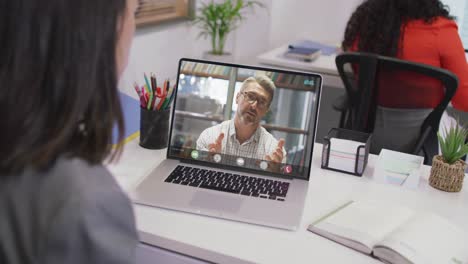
[193,0,264,62]
[429,123,468,192]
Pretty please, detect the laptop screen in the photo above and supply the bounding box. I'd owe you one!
[167,59,322,180]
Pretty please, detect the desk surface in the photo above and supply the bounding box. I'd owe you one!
[259,46,468,75]
[257,46,468,90]
[256,45,344,89]
[108,139,468,264]
[257,45,338,76]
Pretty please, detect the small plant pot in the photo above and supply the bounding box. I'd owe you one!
[429,155,466,192]
[202,51,234,63]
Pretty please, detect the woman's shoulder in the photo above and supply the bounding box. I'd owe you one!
[41,158,138,263]
[53,157,113,190]
[48,157,135,234]
[2,157,115,202]
[39,157,128,212]
[406,17,458,30]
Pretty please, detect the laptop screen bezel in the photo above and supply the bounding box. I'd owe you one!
[166,58,322,181]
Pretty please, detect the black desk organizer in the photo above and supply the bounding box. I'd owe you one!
[321,128,372,176]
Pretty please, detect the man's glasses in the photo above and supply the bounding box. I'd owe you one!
[241,91,269,109]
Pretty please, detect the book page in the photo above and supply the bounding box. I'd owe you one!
[375,213,468,264]
[309,201,414,254]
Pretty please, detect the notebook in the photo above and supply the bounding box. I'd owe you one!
[284,48,321,62]
[308,200,468,264]
[288,40,337,56]
[131,58,322,230]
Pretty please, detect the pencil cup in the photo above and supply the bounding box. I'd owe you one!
[139,107,170,149]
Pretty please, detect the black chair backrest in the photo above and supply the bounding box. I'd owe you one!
[335,53,378,132]
[336,52,458,163]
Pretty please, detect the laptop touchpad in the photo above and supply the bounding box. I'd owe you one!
[190,191,242,213]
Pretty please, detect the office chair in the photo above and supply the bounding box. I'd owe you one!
[334,52,458,165]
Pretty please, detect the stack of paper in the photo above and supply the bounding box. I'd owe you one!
[284,48,321,62]
[327,138,365,173]
[288,40,337,56]
[373,149,424,189]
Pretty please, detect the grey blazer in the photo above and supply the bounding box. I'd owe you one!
[0,157,138,264]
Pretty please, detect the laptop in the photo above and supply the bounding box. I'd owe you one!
[132,58,322,230]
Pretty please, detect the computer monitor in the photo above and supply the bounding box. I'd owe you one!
[443,0,468,52]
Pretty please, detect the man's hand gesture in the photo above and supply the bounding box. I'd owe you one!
[265,139,285,163]
[208,133,224,153]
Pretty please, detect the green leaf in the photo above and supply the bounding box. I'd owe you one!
[192,0,265,54]
[438,122,468,164]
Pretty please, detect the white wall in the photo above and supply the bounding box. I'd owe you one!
[442,0,467,21]
[119,5,206,97]
[229,0,273,63]
[119,0,363,97]
[268,0,362,48]
[442,0,467,48]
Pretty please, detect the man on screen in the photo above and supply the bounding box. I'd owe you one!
[196,75,286,163]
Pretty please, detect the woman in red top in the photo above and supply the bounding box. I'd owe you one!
[342,0,468,111]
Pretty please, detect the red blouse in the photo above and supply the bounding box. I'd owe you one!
[352,17,468,111]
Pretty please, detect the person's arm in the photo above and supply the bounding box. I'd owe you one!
[438,23,468,111]
[196,129,210,151]
[41,180,138,264]
[197,127,224,153]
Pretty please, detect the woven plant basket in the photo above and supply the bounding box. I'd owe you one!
[429,155,466,192]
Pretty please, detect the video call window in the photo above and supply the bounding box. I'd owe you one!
[170,61,320,179]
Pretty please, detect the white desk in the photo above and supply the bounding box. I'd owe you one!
[258,46,468,89]
[108,139,468,264]
[257,45,338,75]
[256,45,343,88]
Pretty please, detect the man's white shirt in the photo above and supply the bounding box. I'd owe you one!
[196,120,287,163]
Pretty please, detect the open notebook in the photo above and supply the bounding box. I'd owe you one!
[308,201,468,264]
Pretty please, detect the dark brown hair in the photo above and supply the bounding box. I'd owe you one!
[0,0,127,174]
[342,0,452,56]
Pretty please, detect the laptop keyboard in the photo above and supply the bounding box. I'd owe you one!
[164,165,289,201]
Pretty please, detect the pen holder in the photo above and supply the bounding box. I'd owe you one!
[139,107,170,149]
[321,128,372,176]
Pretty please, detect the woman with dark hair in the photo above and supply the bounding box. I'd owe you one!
[0,0,139,263]
[342,0,468,111]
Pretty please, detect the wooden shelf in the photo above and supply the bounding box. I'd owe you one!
[262,124,308,135]
[272,82,315,91]
[174,110,224,123]
[175,110,308,135]
[180,71,229,81]
[180,71,315,91]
